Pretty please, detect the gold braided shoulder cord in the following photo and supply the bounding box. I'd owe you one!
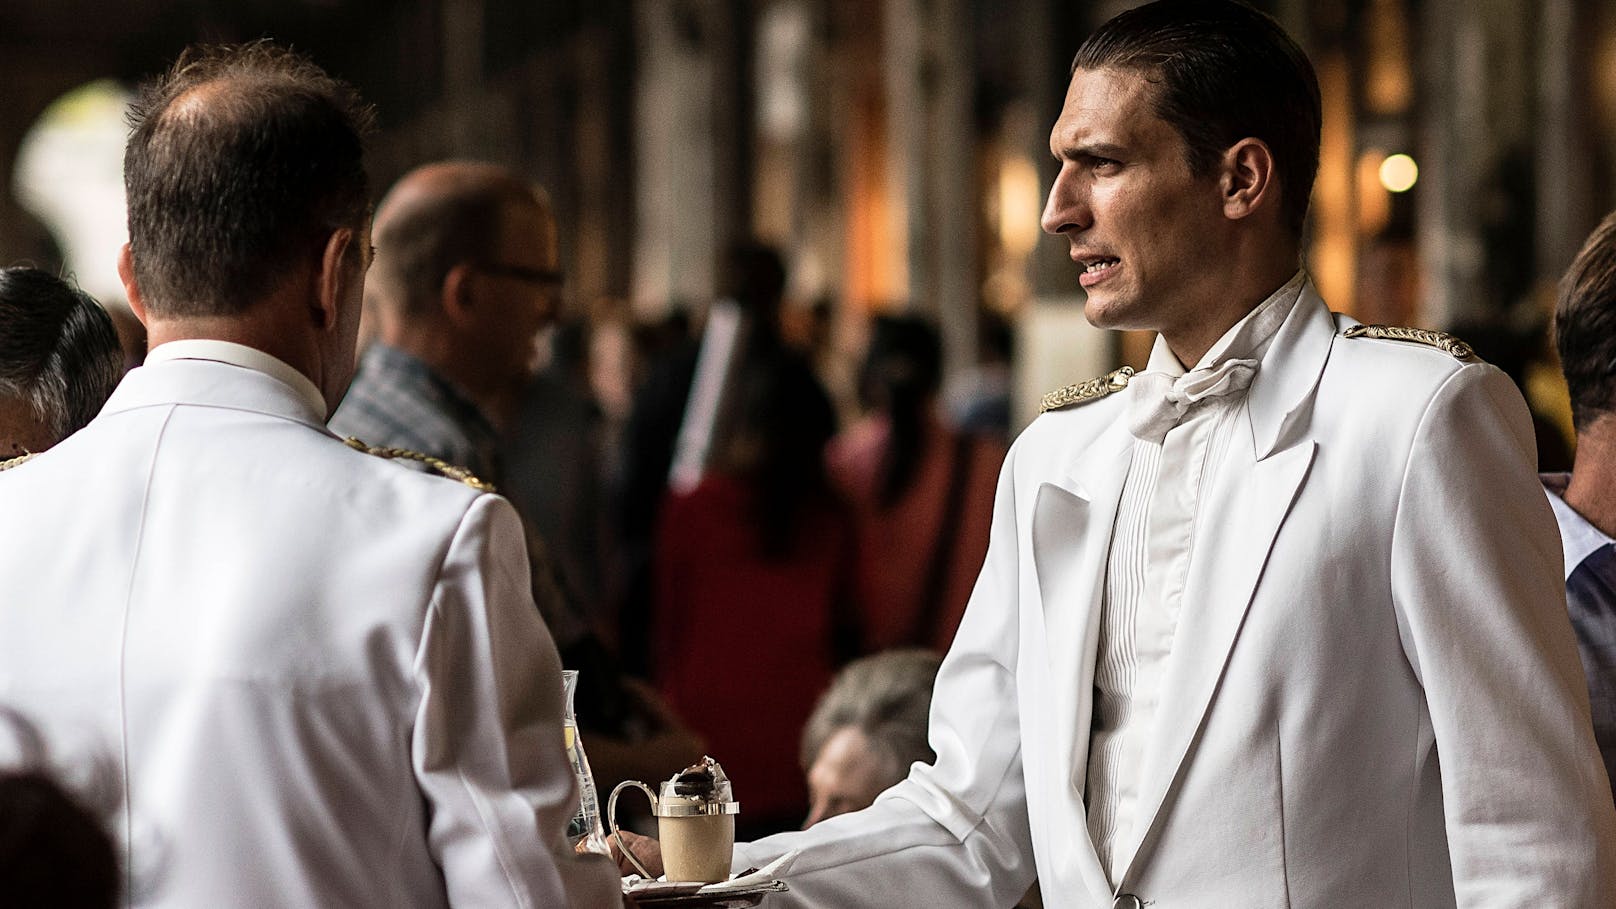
[0,452,38,472]
[1342,324,1475,361]
[342,437,497,493]
[1040,366,1135,414]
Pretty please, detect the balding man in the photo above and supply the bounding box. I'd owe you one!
[332,161,560,484]
[0,45,621,907]
[0,267,122,458]
[334,160,706,794]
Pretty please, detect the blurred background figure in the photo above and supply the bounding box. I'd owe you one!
[332,160,560,480]
[330,160,596,645]
[798,649,940,829]
[614,241,832,676]
[828,315,1005,654]
[333,159,703,795]
[653,348,851,838]
[0,707,118,909]
[0,267,122,459]
[503,318,611,630]
[944,311,1015,441]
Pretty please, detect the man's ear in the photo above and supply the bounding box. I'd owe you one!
[315,228,357,331]
[117,243,149,326]
[1219,137,1278,222]
[440,263,477,327]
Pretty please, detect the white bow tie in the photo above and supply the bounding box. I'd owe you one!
[1127,358,1259,443]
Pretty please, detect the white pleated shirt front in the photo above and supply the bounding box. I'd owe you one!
[1085,273,1305,882]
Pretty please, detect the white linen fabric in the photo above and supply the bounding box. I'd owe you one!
[0,352,621,908]
[143,338,328,419]
[732,279,1616,908]
[1124,359,1256,444]
[1086,275,1299,883]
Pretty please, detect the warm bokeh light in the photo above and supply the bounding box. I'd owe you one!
[1379,154,1419,193]
[1356,149,1390,236]
[14,79,131,303]
[1365,0,1413,115]
[1311,54,1356,315]
[996,154,1042,258]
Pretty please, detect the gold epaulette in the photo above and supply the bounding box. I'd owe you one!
[1040,366,1135,414]
[0,452,37,472]
[342,437,496,493]
[1342,324,1476,361]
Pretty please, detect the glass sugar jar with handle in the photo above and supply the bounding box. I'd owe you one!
[609,756,740,883]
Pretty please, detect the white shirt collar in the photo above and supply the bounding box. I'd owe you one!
[1145,270,1308,377]
[145,340,328,421]
[1541,473,1613,580]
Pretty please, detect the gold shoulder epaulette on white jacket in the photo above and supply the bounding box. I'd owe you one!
[1040,366,1135,414]
[342,437,496,493]
[0,452,37,472]
[1342,324,1476,361]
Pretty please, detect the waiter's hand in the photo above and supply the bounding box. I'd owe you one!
[612,828,665,879]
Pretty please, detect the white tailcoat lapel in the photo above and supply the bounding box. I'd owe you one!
[1029,412,1135,903]
[1116,286,1336,882]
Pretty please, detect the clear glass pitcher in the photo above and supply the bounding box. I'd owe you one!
[562,669,611,855]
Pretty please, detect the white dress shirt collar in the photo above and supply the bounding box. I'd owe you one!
[145,339,328,421]
[1144,269,1308,378]
[1542,472,1613,580]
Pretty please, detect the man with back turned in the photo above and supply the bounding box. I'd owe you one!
[0,43,621,907]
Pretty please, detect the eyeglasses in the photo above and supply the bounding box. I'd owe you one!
[474,262,565,288]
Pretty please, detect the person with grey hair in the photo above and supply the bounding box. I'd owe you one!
[798,650,939,829]
[0,267,122,461]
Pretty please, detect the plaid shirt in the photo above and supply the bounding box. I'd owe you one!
[331,343,502,484]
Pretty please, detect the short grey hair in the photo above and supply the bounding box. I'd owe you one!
[800,649,941,777]
[0,268,123,446]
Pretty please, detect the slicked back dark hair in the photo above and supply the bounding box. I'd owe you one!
[123,41,376,317]
[0,268,123,444]
[1073,0,1321,236]
[1556,210,1616,431]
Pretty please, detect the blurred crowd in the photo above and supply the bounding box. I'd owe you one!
[6,5,1616,904]
[0,74,1014,897]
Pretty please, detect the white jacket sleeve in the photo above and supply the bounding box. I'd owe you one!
[732,444,1037,907]
[412,494,622,908]
[1390,364,1616,904]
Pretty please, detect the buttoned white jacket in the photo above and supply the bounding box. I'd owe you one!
[735,285,1616,907]
[0,354,621,908]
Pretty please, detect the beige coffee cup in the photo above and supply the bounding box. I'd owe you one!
[609,757,740,883]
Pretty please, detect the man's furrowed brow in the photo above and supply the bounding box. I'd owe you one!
[1055,140,1130,162]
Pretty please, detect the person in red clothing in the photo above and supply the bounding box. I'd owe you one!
[652,348,854,838]
[827,316,1006,654]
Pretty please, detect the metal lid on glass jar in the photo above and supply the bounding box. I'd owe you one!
[653,798,743,817]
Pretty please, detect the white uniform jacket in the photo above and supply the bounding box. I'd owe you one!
[0,355,621,908]
[735,285,1616,907]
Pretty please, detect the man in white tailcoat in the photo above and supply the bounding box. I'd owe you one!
[0,44,621,907]
[708,2,1616,905]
